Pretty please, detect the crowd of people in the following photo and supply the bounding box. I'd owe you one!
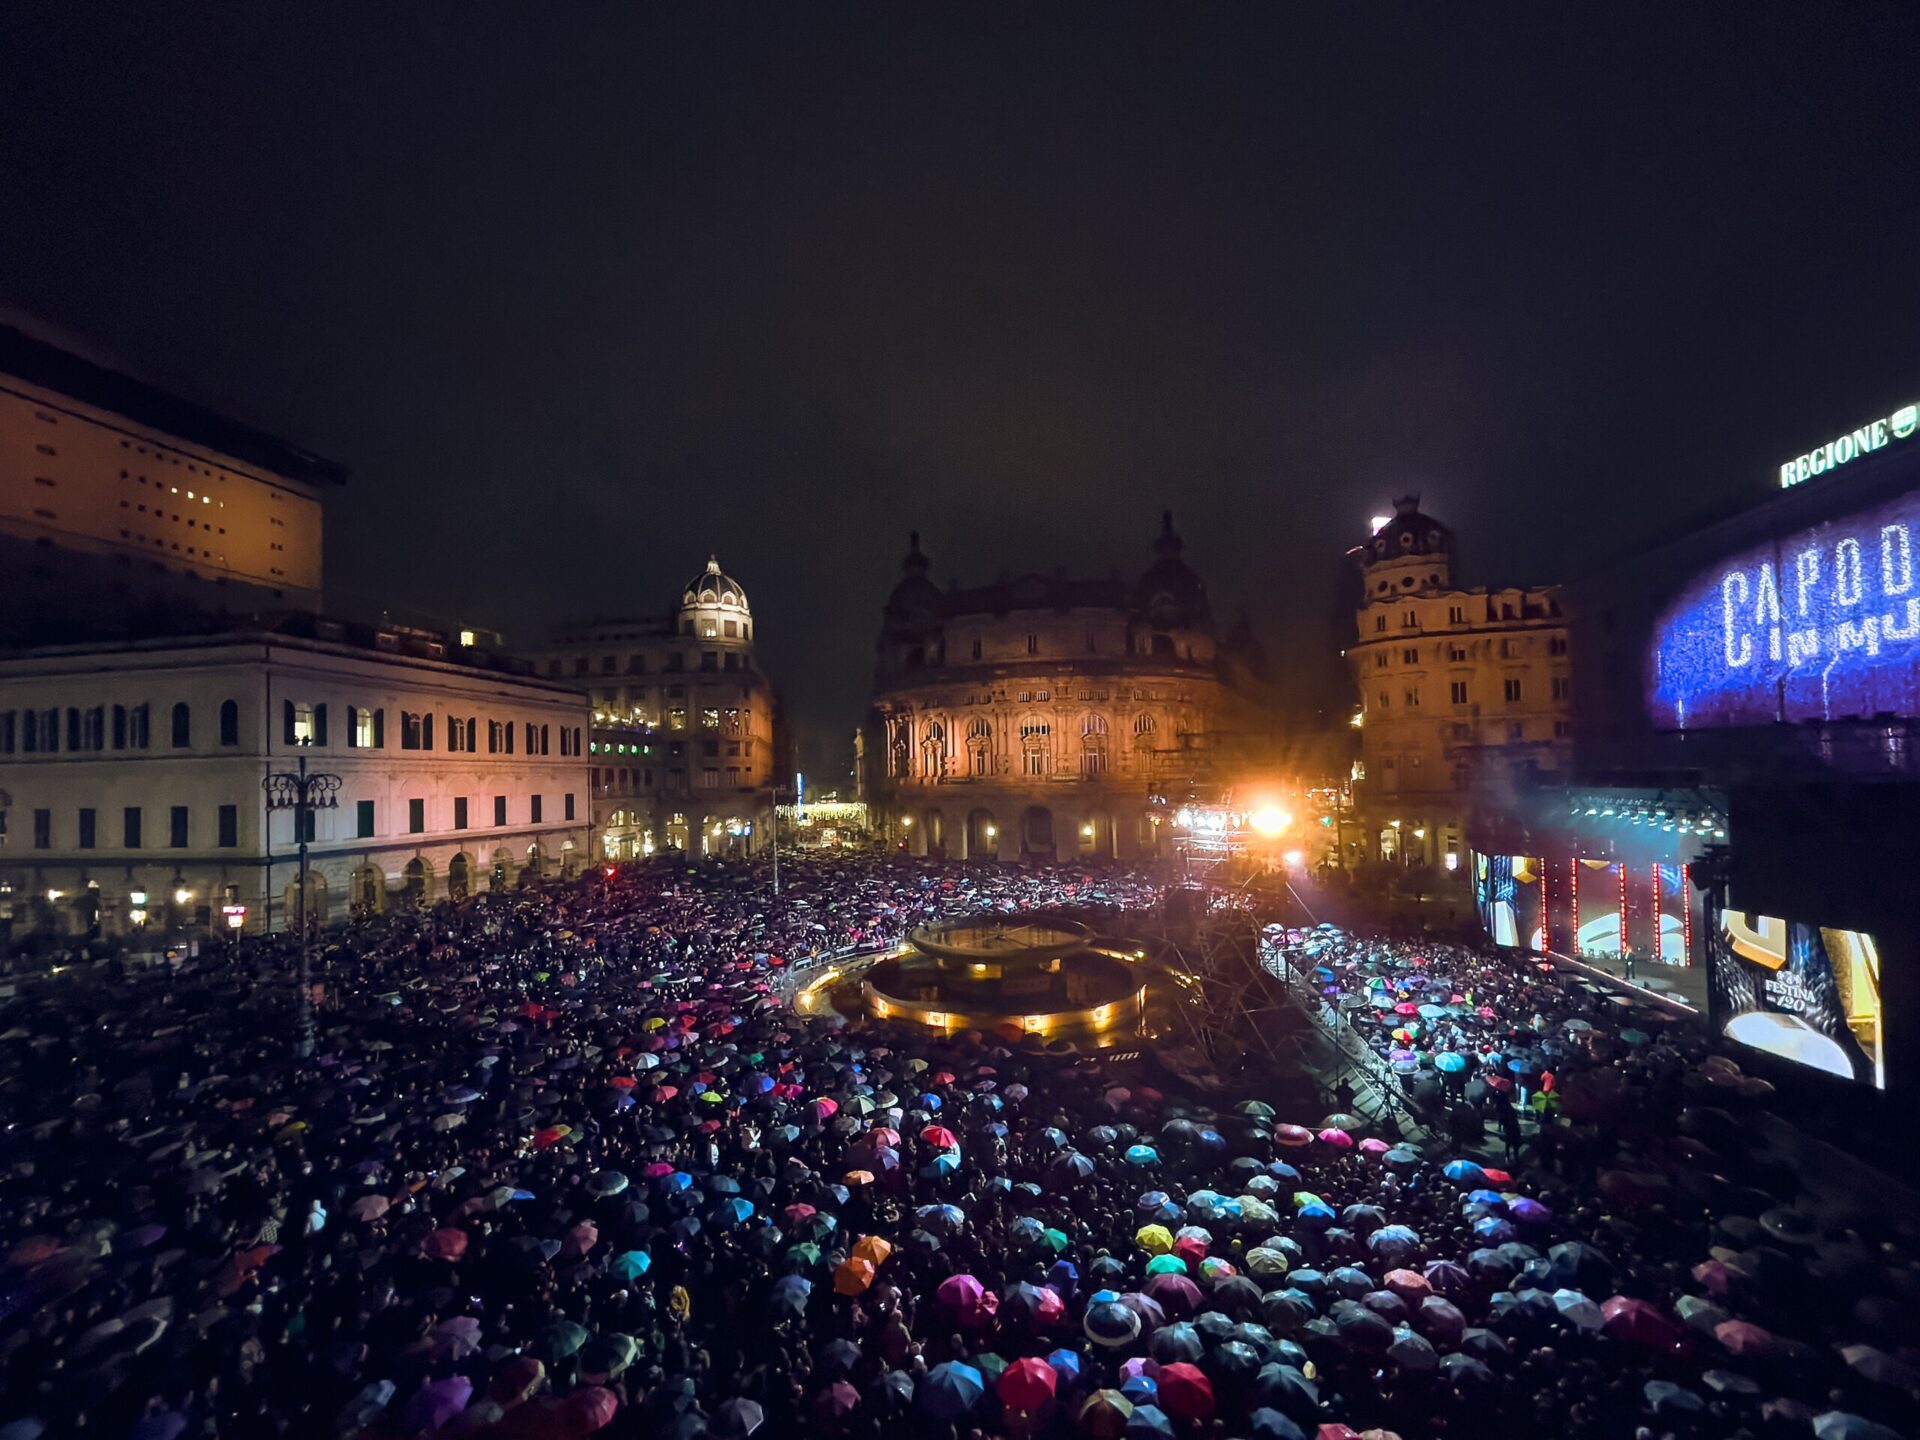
[0,855,1914,1440]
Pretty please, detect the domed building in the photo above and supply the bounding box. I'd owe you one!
[861,514,1274,859]
[532,556,782,859]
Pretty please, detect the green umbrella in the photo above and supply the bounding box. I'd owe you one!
[1043,1229,1071,1254]
[1146,1254,1189,1276]
[537,1319,589,1362]
[974,1352,1008,1384]
[786,1242,823,1267]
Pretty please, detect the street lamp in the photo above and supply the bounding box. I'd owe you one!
[263,739,342,1060]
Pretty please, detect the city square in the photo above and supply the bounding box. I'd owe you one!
[1,9,1917,1440]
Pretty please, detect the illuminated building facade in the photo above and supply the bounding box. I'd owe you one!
[0,621,589,942]
[532,558,781,859]
[1346,496,1572,872]
[862,515,1275,859]
[0,323,340,642]
[1471,411,1920,1106]
[0,325,594,945]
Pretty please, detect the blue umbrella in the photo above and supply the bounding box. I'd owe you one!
[1434,1052,1467,1074]
[915,1203,966,1234]
[1125,1402,1175,1437]
[610,1250,651,1282]
[918,1361,984,1419]
[1442,1160,1486,1185]
[1046,1347,1082,1389]
[1009,1216,1047,1248]
[767,1274,812,1318]
[1125,1145,1160,1166]
[1120,1374,1159,1406]
[711,1197,755,1226]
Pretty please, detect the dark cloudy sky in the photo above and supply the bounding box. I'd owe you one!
[3,6,1918,776]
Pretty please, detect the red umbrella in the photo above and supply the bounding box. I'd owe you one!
[1601,1296,1684,1350]
[424,1228,469,1262]
[562,1385,619,1434]
[920,1125,960,1149]
[1155,1362,1215,1422]
[997,1356,1058,1411]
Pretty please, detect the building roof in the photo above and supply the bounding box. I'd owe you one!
[680,556,751,614]
[0,323,348,489]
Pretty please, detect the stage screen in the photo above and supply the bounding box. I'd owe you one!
[1654,863,1689,964]
[1711,909,1885,1088]
[1473,853,1544,952]
[1573,859,1623,957]
[1647,488,1920,729]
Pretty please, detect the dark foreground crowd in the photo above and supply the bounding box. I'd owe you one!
[0,857,1915,1440]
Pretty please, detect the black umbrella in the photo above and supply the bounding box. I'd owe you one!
[1249,1363,1320,1419]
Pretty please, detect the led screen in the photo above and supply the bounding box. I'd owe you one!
[1711,909,1884,1088]
[1473,853,1544,952]
[1573,859,1623,958]
[1654,863,1689,964]
[1647,489,1920,729]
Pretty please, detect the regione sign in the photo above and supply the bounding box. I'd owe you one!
[1648,489,1920,728]
[1780,403,1918,487]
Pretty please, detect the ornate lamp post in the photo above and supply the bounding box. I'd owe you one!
[262,740,341,1059]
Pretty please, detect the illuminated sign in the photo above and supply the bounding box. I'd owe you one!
[1648,489,1920,728]
[1780,403,1917,488]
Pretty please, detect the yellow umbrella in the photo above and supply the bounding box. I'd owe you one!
[1135,1223,1174,1255]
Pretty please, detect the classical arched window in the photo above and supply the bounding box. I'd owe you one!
[966,717,992,776]
[1132,712,1157,740]
[1080,713,1109,776]
[920,720,948,779]
[219,699,239,746]
[889,720,911,778]
[1019,716,1051,777]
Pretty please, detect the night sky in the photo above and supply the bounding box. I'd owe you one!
[3,7,1918,778]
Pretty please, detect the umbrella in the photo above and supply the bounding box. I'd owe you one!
[1125,1404,1175,1438]
[537,1319,589,1362]
[767,1274,813,1318]
[610,1249,652,1282]
[1154,1363,1215,1423]
[998,1356,1057,1411]
[1085,1290,1144,1347]
[424,1228,469,1262]
[919,1361,985,1419]
[1150,1321,1205,1364]
[1080,1390,1135,1440]
[1600,1296,1682,1350]
[403,1377,472,1432]
[712,1398,764,1436]
[586,1170,629,1197]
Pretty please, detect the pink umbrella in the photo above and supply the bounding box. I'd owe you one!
[1317,1128,1354,1149]
[563,1220,599,1258]
[563,1386,619,1434]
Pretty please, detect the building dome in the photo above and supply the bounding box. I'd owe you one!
[1364,495,1453,564]
[681,556,750,615]
[1132,511,1210,628]
[882,532,944,638]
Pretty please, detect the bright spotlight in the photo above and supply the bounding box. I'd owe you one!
[1282,849,1305,868]
[1370,514,1392,534]
[1249,806,1291,837]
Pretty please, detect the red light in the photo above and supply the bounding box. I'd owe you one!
[604,867,616,878]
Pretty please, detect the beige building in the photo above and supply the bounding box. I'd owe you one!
[532,558,781,860]
[0,323,339,642]
[1346,496,1571,872]
[0,620,590,942]
[862,516,1275,859]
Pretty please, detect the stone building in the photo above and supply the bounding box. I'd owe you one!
[0,618,590,942]
[1345,496,1571,871]
[0,322,593,945]
[531,558,782,860]
[861,515,1274,859]
[0,323,341,643]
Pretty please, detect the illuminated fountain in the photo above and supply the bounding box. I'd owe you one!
[861,915,1147,1044]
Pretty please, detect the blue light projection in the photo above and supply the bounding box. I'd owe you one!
[1648,488,1920,728]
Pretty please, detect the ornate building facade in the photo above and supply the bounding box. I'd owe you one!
[532,558,781,860]
[1346,496,1572,872]
[862,516,1273,860]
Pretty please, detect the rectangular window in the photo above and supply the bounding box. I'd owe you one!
[1508,721,1526,741]
[700,651,717,672]
[1374,615,1386,633]
[531,794,543,822]
[1450,681,1469,704]
[77,808,96,849]
[564,792,575,820]
[1553,720,1571,737]
[124,806,142,848]
[1402,611,1417,628]
[401,712,423,749]
[1549,636,1569,656]
[353,707,375,747]
[1402,647,1419,664]
[0,711,12,753]
[1448,605,1466,624]
[1374,653,1387,669]
[1504,678,1523,703]
[700,769,720,788]
[170,806,188,848]
[409,798,425,834]
[1026,634,1038,654]
[33,809,51,848]
[291,702,315,743]
[1551,676,1570,700]
[1448,644,1467,662]
[494,794,507,826]
[357,799,375,838]
[454,796,469,830]
[1403,688,1420,708]
[219,805,238,848]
